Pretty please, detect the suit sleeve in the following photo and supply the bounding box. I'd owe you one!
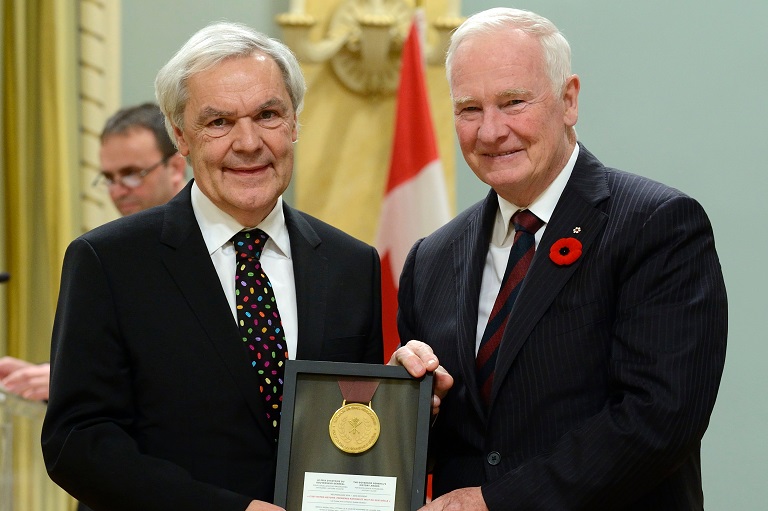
[364,245,385,363]
[42,239,252,511]
[396,238,423,347]
[481,195,728,509]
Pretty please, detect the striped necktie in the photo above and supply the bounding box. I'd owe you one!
[476,210,543,406]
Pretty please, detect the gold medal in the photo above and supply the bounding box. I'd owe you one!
[329,400,380,453]
[329,379,381,454]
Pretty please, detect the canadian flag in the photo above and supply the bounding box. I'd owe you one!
[376,11,451,361]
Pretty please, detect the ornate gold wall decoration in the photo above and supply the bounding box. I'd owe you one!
[278,0,463,243]
[278,0,462,95]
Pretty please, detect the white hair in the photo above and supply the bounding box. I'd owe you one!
[155,21,306,140]
[446,8,572,95]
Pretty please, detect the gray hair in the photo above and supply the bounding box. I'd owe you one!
[155,21,306,140]
[446,8,572,95]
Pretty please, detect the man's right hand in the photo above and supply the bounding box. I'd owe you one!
[245,500,284,511]
[0,357,50,401]
[0,356,32,378]
[389,340,453,416]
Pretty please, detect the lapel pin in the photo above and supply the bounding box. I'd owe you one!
[550,237,583,266]
[573,227,581,234]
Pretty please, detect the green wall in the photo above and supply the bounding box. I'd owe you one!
[122,1,766,508]
[121,0,290,105]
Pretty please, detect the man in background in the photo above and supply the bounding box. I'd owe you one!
[393,7,727,510]
[0,102,186,400]
[96,101,187,215]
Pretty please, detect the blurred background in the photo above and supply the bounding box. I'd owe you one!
[1,0,765,509]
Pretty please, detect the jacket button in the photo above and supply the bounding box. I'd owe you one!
[487,451,501,466]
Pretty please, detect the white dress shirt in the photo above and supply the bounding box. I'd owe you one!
[191,182,298,359]
[475,144,580,353]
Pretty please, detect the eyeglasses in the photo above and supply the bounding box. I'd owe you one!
[93,153,176,189]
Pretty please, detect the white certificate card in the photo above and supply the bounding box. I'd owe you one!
[302,472,397,511]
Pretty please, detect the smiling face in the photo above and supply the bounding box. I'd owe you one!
[173,53,298,227]
[450,29,579,206]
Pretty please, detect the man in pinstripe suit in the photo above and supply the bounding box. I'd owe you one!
[393,8,727,510]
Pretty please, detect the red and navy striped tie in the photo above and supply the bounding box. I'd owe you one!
[476,210,543,406]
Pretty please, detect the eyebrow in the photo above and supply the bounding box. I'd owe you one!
[99,165,142,176]
[453,88,532,109]
[196,98,290,124]
[196,106,234,125]
[497,87,532,99]
[257,98,292,116]
[452,95,475,109]
[259,98,285,110]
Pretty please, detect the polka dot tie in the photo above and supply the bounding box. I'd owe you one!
[233,229,288,438]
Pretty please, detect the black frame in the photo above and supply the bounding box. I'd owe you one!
[274,360,433,510]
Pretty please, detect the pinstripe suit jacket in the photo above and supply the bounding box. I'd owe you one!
[398,144,727,510]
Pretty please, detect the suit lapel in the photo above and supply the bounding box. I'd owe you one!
[490,146,611,406]
[158,184,275,441]
[453,192,498,421]
[283,204,328,361]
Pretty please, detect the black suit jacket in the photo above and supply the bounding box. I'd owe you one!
[42,182,383,511]
[398,145,727,510]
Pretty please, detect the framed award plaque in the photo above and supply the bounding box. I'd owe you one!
[274,360,433,511]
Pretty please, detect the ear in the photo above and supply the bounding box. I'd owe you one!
[173,125,190,157]
[562,74,580,127]
[291,113,298,143]
[168,152,187,185]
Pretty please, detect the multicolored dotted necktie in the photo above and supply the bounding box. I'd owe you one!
[476,210,543,406]
[233,229,288,437]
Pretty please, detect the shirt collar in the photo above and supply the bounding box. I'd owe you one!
[190,181,291,258]
[494,144,580,245]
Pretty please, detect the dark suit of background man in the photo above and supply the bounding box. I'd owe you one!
[42,22,382,511]
[394,7,727,510]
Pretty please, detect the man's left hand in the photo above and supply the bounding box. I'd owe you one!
[419,487,488,511]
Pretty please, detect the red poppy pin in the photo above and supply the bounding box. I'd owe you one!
[549,237,582,266]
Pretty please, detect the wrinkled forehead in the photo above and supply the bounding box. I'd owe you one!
[450,30,547,92]
[453,29,543,69]
[185,54,290,108]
